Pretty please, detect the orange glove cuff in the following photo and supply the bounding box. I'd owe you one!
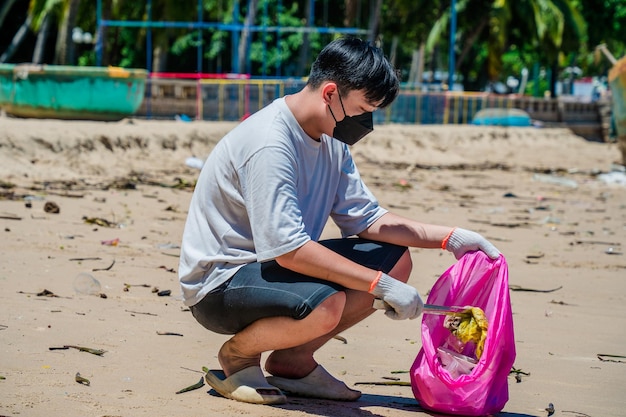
[368,271,383,293]
[441,228,456,250]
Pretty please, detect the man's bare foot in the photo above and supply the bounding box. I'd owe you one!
[264,350,317,379]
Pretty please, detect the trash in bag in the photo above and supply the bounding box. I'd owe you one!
[411,251,515,416]
[442,306,489,360]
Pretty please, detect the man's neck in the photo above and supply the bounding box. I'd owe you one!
[285,88,325,141]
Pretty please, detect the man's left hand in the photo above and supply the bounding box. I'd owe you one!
[444,228,501,259]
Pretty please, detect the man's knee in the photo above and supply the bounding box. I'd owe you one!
[392,249,413,283]
[312,292,346,332]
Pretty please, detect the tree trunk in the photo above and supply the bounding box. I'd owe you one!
[456,16,488,72]
[550,60,559,98]
[153,41,169,72]
[389,36,398,68]
[407,43,425,87]
[296,0,312,76]
[367,0,382,43]
[0,15,32,63]
[100,1,111,66]
[0,0,19,29]
[32,13,52,64]
[54,0,80,65]
[344,0,357,27]
[238,0,259,74]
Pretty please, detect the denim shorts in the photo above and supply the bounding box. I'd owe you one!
[190,238,407,334]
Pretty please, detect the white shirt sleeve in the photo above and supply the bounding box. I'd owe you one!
[330,143,387,237]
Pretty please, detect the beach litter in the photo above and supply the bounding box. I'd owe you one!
[75,372,90,386]
[73,273,101,296]
[393,178,412,190]
[36,289,59,297]
[442,307,489,360]
[510,367,530,383]
[597,170,626,186]
[532,173,578,188]
[44,201,60,213]
[101,237,120,246]
[82,216,118,228]
[185,156,204,169]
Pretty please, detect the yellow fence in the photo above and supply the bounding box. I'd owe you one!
[140,78,305,121]
[136,79,602,140]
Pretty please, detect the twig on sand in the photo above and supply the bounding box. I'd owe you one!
[509,285,563,293]
[562,411,592,417]
[157,331,184,336]
[597,353,626,363]
[0,214,21,220]
[49,345,106,356]
[18,289,68,298]
[571,240,621,246]
[355,380,411,386]
[75,372,91,385]
[69,257,102,261]
[92,259,115,272]
[175,377,205,394]
[125,309,158,316]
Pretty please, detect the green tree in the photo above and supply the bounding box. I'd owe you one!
[7,0,616,90]
[381,0,586,94]
[0,0,20,31]
[149,0,198,71]
[578,0,626,74]
[0,5,33,63]
[0,0,82,65]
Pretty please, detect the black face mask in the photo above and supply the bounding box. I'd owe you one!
[329,94,374,145]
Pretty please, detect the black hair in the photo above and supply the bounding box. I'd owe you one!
[307,37,400,109]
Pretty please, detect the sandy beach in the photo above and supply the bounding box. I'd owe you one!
[1,116,625,417]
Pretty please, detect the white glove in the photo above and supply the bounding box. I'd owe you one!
[369,273,424,320]
[445,228,501,260]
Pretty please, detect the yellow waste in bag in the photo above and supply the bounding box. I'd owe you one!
[444,307,489,359]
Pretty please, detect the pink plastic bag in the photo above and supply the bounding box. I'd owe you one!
[410,251,515,416]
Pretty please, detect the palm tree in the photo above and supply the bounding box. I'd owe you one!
[0,0,82,65]
[296,0,313,76]
[0,11,32,63]
[237,0,260,74]
[419,0,586,93]
[90,0,199,69]
[0,0,19,29]
[367,0,384,43]
[53,0,81,64]
[148,0,199,72]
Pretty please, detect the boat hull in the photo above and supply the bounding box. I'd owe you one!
[609,56,626,164]
[0,64,147,121]
[471,108,531,127]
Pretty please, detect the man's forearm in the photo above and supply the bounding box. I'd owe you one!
[275,240,377,291]
[359,212,452,249]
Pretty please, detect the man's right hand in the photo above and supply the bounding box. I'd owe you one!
[369,273,424,320]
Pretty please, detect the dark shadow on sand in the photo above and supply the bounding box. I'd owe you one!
[208,389,538,417]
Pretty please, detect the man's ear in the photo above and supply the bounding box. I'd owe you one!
[321,82,337,106]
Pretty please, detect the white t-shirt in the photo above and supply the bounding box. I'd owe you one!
[178,97,386,306]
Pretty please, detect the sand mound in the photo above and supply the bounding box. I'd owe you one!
[0,118,620,186]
